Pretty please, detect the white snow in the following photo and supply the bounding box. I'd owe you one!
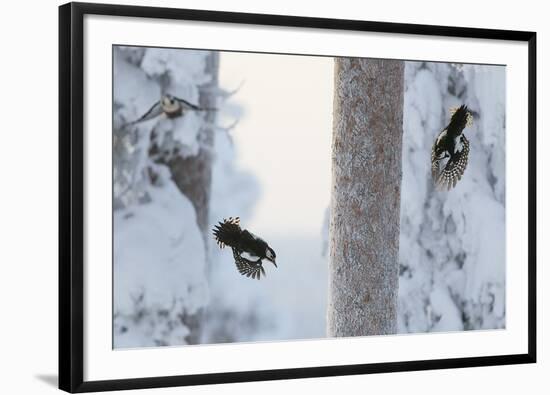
[113,180,209,347]
[113,46,506,348]
[113,47,214,347]
[398,61,506,333]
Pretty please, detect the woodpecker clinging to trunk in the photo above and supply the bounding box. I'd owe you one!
[212,217,277,280]
[431,105,473,190]
[125,93,216,126]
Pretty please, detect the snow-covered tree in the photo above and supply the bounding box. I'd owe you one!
[112,47,267,347]
[157,52,219,241]
[327,58,405,336]
[398,62,506,333]
[112,47,217,347]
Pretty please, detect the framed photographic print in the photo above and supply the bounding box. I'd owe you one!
[59,2,536,392]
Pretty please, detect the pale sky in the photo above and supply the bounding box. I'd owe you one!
[219,51,334,238]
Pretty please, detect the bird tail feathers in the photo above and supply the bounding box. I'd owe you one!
[448,105,473,131]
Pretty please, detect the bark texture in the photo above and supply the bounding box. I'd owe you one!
[327,58,404,337]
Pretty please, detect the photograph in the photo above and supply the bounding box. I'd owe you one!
[112,45,506,349]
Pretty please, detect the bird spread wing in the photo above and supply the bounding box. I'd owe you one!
[173,95,217,112]
[172,96,202,110]
[125,100,163,126]
[434,135,470,190]
[232,248,265,280]
[212,217,242,249]
[431,138,444,184]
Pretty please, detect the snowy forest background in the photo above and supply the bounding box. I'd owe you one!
[113,46,505,348]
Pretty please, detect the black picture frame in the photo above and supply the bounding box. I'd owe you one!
[59,2,537,392]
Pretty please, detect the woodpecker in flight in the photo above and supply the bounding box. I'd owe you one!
[125,94,216,126]
[431,105,473,190]
[212,217,277,280]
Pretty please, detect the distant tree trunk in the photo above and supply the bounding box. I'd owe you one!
[160,52,219,344]
[327,58,404,337]
[168,52,219,240]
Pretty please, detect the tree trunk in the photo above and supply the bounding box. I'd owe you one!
[162,52,219,344]
[327,57,404,337]
[168,52,219,240]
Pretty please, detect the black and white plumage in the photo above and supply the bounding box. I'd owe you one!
[212,217,277,280]
[125,94,215,126]
[431,105,472,190]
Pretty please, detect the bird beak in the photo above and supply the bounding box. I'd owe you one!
[269,257,277,267]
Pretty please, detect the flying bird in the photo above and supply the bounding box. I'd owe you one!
[431,105,473,190]
[212,217,277,280]
[125,94,216,126]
